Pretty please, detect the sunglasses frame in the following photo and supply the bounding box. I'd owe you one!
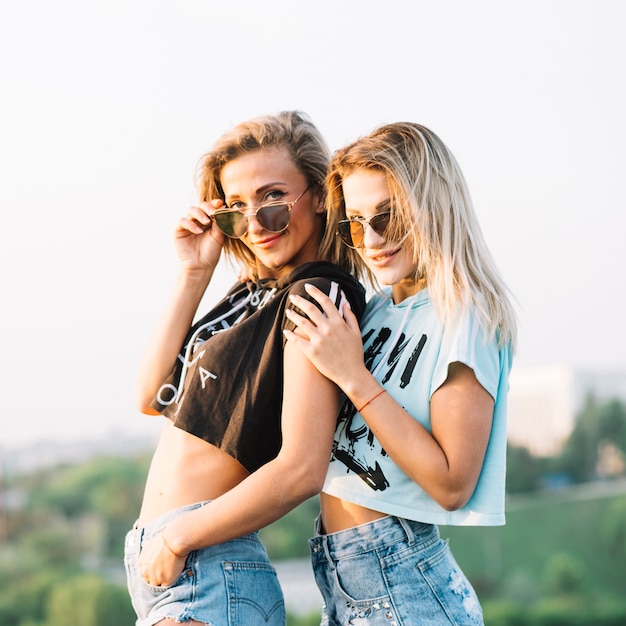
[337,211,392,249]
[212,184,314,238]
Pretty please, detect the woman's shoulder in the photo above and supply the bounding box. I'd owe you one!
[286,261,365,296]
[281,261,357,285]
[280,261,366,318]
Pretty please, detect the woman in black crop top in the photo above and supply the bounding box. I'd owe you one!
[123,111,365,626]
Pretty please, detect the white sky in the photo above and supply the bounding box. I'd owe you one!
[1,0,625,446]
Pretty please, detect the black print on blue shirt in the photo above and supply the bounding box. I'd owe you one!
[330,327,428,491]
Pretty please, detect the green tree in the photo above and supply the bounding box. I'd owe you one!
[543,553,586,596]
[482,600,527,626]
[557,395,600,482]
[43,574,135,626]
[506,444,541,493]
[0,570,58,626]
[26,455,148,557]
[18,515,82,567]
[598,398,626,455]
[261,496,319,560]
[602,497,626,559]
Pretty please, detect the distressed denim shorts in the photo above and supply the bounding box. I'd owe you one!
[124,501,285,626]
[309,515,483,626]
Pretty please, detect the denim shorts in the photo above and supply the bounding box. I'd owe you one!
[309,515,483,626]
[124,502,285,626]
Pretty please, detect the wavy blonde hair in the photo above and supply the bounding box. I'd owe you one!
[197,110,357,279]
[326,122,517,349]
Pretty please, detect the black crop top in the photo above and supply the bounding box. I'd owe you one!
[151,261,366,472]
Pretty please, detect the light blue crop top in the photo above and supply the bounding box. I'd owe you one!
[323,288,513,526]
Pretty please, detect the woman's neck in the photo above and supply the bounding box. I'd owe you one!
[391,276,427,303]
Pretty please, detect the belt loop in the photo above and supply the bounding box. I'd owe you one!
[397,516,415,545]
[313,514,323,535]
[322,536,336,571]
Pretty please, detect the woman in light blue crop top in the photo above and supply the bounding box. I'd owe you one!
[284,122,518,625]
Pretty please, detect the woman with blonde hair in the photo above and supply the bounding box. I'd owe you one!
[124,111,365,626]
[285,122,517,625]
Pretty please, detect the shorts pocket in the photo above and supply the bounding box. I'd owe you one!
[125,525,193,621]
[222,561,285,626]
[333,550,389,604]
[139,565,192,594]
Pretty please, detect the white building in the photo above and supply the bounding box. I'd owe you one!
[506,364,626,456]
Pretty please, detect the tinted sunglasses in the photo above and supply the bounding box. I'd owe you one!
[337,211,392,249]
[211,184,313,238]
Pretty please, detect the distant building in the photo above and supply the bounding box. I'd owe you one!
[506,364,626,456]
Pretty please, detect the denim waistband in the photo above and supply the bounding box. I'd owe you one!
[133,501,211,540]
[311,514,437,561]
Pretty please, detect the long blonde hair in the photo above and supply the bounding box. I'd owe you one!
[197,110,357,279]
[326,122,517,349]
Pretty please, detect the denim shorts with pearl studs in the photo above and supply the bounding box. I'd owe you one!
[309,514,484,626]
[124,501,285,626]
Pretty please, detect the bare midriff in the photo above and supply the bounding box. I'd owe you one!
[319,492,388,534]
[137,419,250,526]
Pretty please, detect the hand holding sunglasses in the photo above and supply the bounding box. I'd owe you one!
[211,185,314,238]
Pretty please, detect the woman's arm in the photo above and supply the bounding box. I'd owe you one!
[345,361,493,511]
[138,340,339,586]
[134,202,225,413]
[283,284,494,512]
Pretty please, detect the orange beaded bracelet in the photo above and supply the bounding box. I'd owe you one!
[357,389,386,413]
